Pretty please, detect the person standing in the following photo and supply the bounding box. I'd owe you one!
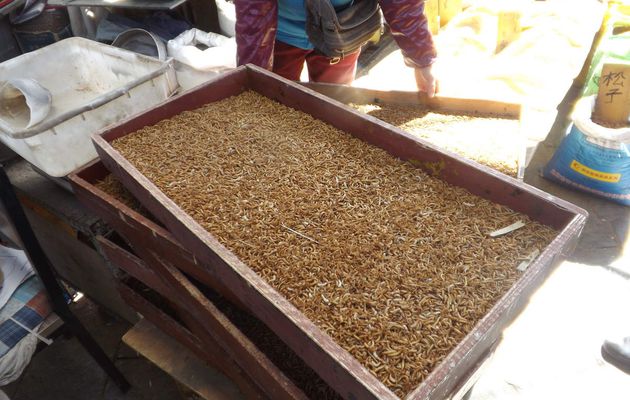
[234,0,438,96]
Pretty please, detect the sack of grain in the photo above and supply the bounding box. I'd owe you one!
[543,96,630,205]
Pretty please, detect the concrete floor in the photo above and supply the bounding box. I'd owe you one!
[1,299,188,400]
[1,81,629,399]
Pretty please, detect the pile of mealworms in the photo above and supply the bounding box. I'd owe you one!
[112,90,557,397]
[351,103,521,176]
[201,286,342,399]
[95,174,151,218]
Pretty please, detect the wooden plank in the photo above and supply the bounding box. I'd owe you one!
[123,319,243,400]
[117,282,265,400]
[593,63,630,125]
[91,64,588,400]
[300,82,521,116]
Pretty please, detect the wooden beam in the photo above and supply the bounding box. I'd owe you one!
[123,319,243,400]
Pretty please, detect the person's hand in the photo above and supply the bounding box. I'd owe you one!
[414,66,438,97]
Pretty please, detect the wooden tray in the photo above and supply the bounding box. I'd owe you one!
[90,64,588,400]
[301,83,521,116]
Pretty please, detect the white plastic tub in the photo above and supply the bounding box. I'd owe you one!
[0,37,178,177]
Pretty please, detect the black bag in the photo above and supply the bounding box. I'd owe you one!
[305,0,383,59]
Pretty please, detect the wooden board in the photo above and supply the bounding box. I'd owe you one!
[301,83,521,117]
[123,319,244,400]
[90,65,587,400]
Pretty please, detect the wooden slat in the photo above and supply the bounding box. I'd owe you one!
[300,82,521,116]
[123,319,243,400]
[117,282,264,400]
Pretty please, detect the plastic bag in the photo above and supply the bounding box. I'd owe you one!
[543,96,630,206]
[167,28,236,72]
[216,0,236,38]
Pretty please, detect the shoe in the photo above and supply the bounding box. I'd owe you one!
[601,337,630,375]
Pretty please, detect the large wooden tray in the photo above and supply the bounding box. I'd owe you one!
[90,64,587,400]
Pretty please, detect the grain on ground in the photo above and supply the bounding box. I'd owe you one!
[95,174,151,218]
[352,103,520,176]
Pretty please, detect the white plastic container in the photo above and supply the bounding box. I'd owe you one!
[0,37,178,177]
